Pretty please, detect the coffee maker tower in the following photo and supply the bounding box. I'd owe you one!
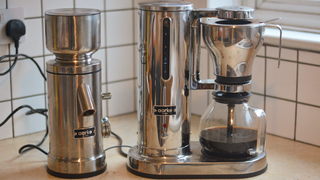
[127,1,282,179]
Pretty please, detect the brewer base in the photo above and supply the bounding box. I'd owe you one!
[47,165,106,179]
[127,141,267,179]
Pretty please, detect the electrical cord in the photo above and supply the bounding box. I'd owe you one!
[1,106,131,157]
[104,145,132,151]
[106,131,132,158]
[0,19,46,81]
[0,47,19,76]
[0,105,49,155]
[0,53,47,81]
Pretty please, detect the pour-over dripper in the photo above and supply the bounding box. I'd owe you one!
[191,14,282,92]
[202,18,265,81]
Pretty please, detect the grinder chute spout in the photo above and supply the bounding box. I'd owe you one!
[77,83,96,116]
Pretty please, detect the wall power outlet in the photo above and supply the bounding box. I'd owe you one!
[0,7,25,46]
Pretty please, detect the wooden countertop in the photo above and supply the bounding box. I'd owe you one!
[0,113,319,180]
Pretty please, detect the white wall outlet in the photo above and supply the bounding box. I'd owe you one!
[0,7,25,45]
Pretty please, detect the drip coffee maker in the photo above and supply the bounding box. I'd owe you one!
[127,2,282,178]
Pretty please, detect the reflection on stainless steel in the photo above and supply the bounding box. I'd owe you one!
[127,142,267,176]
[45,8,100,62]
[101,92,112,100]
[128,2,281,178]
[216,6,254,20]
[101,117,111,138]
[136,1,192,156]
[78,83,96,117]
[265,24,282,67]
[45,8,110,178]
[191,17,282,91]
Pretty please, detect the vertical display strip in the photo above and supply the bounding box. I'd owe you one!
[162,18,170,80]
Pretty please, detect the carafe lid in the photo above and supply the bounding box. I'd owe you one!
[138,1,193,11]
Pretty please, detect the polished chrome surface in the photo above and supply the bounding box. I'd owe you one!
[191,17,282,91]
[47,68,106,174]
[45,8,100,62]
[46,60,101,74]
[137,3,192,156]
[101,92,112,100]
[138,1,193,11]
[101,117,111,138]
[202,18,265,78]
[129,3,274,178]
[127,141,267,176]
[46,8,108,176]
[265,24,282,67]
[217,6,254,20]
[77,83,96,117]
[194,79,251,92]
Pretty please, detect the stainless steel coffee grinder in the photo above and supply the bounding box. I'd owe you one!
[45,8,111,178]
[127,1,282,178]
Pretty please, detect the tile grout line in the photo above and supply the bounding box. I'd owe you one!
[8,43,15,137]
[5,0,15,138]
[132,0,137,111]
[294,50,299,141]
[104,0,109,117]
[252,91,320,109]
[263,45,267,112]
[264,43,320,54]
[6,0,14,137]
[207,49,210,106]
[40,0,47,114]
[103,77,138,85]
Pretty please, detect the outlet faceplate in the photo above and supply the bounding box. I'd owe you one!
[0,7,25,46]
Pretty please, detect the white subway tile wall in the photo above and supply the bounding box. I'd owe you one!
[0,0,319,149]
[0,0,136,140]
[0,60,11,101]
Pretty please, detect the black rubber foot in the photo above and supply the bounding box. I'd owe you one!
[127,164,267,179]
[47,165,106,179]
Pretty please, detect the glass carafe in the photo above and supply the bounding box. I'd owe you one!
[199,91,266,159]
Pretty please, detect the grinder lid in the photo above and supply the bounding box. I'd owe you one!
[45,8,100,16]
[138,1,193,11]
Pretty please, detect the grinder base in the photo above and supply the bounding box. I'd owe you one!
[127,141,267,179]
[47,165,106,179]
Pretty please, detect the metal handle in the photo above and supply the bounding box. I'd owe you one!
[265,24,282,68]
[101,92,112,100]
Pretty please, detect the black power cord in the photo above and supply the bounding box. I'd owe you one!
[0,105,48,155]
[0,53,47,81]
[1,105,131,157]
[105,131,132,158]
[0,19,46,81]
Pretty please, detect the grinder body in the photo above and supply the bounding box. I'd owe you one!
[45,8,109,178]
[46,61,106,177]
